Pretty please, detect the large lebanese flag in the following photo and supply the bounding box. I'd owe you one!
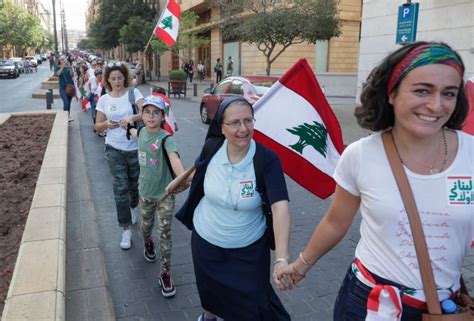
[253,59,344,199]
[463,76,474,135]
[154,0,180,47]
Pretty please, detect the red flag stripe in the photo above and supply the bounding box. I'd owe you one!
[254,130,336,199]
[167,0,181,19]
[155,28,176,46]
[278,59,344,153]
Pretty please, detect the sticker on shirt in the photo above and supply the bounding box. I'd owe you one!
[239,180,255,199]
[447,176,473,205]
[138,151,146,166]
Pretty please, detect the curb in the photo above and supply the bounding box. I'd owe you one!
[1,110,68,321]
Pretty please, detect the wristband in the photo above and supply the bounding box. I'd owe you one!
[273,258,289,266]
[299,252,311,266]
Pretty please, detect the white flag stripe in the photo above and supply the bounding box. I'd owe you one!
[254,82,341,176]
[160,8,179,40]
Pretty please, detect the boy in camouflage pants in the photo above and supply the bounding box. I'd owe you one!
[129,95,187,298]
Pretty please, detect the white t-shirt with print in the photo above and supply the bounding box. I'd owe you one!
[334,130,474,292]
[96,88,143,151]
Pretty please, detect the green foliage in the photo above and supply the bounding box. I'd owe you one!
[119,16,154,54]
[215,0,341,75]
[0,1,47,55]
[89,0,156,50]
[169,69,187,80]
[77,38,96,50]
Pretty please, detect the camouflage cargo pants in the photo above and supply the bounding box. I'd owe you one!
[105,145,139,227]
[140,195,175,272]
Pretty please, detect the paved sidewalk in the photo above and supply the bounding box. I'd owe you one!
[64,82,474,321]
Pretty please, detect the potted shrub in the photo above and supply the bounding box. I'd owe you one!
[168,69,187,97]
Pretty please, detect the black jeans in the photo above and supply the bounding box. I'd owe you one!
[333,266,423,321]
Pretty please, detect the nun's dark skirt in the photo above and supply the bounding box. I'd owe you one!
[191,230,291,321]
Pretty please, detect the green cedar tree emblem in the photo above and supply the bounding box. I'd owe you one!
[161,16,173,30]
[286,121,328,157]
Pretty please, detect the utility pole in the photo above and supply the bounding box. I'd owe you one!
[61,8,65,52]
[52,0,59,55]
[63,9,68,52]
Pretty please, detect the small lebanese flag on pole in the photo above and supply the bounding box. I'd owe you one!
[151,92,177,135]
[463,76,474,135]
[154,0,181,47]
[253,58,344,199]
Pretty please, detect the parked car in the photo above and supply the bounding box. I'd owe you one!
[199,75,278,124]
[34,54,42,64]
[8,57,25,73]
[0,60,20,78]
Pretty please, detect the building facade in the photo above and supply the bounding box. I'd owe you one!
[167,0,361,84]
[357,0,474,99]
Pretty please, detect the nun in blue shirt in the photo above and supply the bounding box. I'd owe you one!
[172,97,292,321]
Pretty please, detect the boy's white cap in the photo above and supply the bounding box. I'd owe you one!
[142,95,165,110]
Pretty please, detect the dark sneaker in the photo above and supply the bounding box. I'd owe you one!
[158,271,176,298]
[144,238,157,263]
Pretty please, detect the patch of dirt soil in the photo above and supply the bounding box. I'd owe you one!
[0,114,55,313]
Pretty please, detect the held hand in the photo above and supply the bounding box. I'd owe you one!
[120,117,133,129]
[106,120,119,129]
[273,261,294,291]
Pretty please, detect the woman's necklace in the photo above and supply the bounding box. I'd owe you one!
[398,129,448,175]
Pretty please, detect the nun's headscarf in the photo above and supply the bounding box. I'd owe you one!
[205,96,253,140]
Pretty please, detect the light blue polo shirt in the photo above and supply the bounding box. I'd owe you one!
[193,139,267,248]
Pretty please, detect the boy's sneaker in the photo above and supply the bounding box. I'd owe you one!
[130,207,139,225]
[197,313,217,321]
[120,229,132,250]
[158,271,176,298]
[143,238,157,263]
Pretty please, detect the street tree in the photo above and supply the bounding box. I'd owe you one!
[89,0,156,50]
[213,0,341,75]
[119,16,154,59]
[0,1,45,56]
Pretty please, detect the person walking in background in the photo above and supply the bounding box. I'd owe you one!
[188,60,195,83]
[214,58,222,83]
[128,95,187,298]
[226,56,233,77]
[183,61,190,82]
[95,62,144,250]
[197,61,205,82]
[56,55,75,122]
[276,41,472,321]
[170,97,292,321]
[49,54,55,71]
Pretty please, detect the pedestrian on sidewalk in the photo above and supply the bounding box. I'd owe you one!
[197,61,205,82]
[276,41,472,321]
[225,56,233,77]
[214,58,222,83]
[56,55,75,121]
[95,62,144,250]
[127,95,187,298]
[171,97,292,321]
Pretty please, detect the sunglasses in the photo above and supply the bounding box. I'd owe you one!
[106,62,125,69]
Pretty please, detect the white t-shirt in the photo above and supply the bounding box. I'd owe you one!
[334,131,474,292]
[96,88,143,151]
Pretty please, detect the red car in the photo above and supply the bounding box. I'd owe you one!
[200,75,278,124]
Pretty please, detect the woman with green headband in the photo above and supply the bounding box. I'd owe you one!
[276,41,472,321]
